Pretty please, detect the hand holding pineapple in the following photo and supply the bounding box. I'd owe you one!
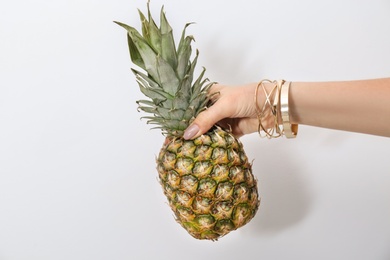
[184,83,278,139]
[188,79,390,138]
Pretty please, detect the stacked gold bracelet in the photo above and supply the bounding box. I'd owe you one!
[255,79,298,139]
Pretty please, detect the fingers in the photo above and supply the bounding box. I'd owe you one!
[220,117,258,137]
[183,103,228,140]
[183,84,232,140]
[183,83,258,140]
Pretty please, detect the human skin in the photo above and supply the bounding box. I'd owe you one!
[183,78,390,139]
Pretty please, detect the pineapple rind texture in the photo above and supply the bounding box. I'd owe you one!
[157,127,260,240]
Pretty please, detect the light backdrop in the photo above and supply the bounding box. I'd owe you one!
[0,0,389,259]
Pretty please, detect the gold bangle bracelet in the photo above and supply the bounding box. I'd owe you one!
[280,81,298,138]
[254,79,282,139]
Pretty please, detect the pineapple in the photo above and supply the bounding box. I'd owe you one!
[115,3,260,240]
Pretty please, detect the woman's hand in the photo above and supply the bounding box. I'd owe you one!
[184,83,260,139]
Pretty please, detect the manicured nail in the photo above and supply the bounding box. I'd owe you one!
[183,124,200,140]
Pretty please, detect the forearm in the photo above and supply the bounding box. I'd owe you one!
[289,78,390,137]
[184,78,390,140]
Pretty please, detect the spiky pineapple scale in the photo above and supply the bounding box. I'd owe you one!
[116,4,260,240]
[158,127,259,240]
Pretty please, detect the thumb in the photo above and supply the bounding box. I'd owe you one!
[183,105,225,140]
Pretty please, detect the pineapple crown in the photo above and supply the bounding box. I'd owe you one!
[115,3,213,137]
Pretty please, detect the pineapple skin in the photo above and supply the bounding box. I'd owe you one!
[157,127,260,240]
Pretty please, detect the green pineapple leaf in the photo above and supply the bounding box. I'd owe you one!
[139,7,162,54]
[116,4,214,136]
[160,7,178,70]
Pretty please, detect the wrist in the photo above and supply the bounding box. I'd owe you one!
[254,80,298,138]
[254,80,283,138]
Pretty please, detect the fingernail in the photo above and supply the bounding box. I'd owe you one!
[183,124,200,140]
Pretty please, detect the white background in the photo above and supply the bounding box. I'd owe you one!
[1,0,390,259]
